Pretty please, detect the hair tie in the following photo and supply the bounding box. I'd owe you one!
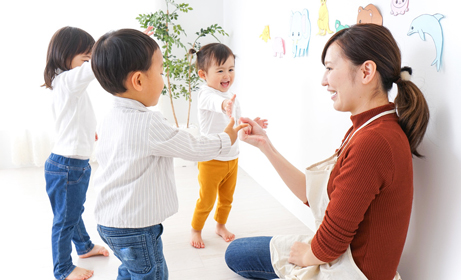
[395,66,412,84]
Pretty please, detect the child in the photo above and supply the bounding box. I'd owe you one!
[189,43,268,249]
[43,26,109,280]
[90,29,247,279]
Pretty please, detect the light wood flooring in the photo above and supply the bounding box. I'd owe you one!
[0,163,310,279]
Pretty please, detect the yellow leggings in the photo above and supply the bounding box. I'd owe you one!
[191,158,238,231]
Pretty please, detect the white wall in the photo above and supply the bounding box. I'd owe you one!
[223,0,460,279]
[1,0,460,278]
[0,0,225,169]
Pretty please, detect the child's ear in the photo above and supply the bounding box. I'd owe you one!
[198,69,207,80]
[130,71,143,91]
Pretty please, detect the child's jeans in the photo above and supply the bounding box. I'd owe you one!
[97,224,168,280]
[45,153,94,280]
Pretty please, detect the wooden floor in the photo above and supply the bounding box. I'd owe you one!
[1,163,310,280]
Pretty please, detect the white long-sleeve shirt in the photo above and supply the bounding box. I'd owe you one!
[50,62,96,158]
[197,84,241,161]
[94,96,231,228]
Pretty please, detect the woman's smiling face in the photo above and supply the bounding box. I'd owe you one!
[321,42,364,115]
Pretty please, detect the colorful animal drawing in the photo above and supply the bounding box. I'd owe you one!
[272,37,285,58]
[335,20,350,32]
[317,0,333,35]
[357,4,383,25]
[391,0,409,16]
[407,14,445,71]
[290,9,311,57]
[260,25,271,42]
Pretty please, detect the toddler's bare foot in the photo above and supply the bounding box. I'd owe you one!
[190,229,205,249]
[216,223,235,242]
[65,266,94,280]
[79,244,109,258]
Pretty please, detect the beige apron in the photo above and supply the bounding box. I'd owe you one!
[270,110,402,280]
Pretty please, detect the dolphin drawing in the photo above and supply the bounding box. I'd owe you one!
[407,14,445,71]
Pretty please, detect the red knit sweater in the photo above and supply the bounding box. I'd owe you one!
[310,103,413,280]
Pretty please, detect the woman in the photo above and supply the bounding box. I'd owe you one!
[225,24,429,280]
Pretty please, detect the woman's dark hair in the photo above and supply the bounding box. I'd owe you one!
[43,26,95,89]
[321,24,429,157]
[189,43,235,72]
[91,29,160,95]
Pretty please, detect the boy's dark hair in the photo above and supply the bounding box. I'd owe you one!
[91,29,160,95]
[43,26,95,89]
[189,43,235,72]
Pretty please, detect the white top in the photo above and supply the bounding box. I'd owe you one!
[50,62,97,159]
[197,84,241,161]
[94,96,232,228]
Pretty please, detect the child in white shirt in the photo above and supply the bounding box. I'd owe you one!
[91,29,246,279]
[43,26,109,280]
[189,43,268,249]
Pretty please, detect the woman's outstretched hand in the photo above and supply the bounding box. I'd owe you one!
[238,117,269,149]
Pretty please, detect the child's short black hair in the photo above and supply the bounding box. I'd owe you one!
[91,29,160,95]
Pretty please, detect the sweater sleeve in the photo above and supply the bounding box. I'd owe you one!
[311,130,395,262]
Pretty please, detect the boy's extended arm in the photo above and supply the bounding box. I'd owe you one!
[148,113,246,162]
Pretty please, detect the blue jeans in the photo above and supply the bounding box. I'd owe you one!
[225,236,278,279]
[45,153,94,280]
[97,224,168,280]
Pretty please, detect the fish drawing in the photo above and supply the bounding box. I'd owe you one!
[407,14,445,71]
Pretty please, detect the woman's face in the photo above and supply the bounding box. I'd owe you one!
[321,43,363,115]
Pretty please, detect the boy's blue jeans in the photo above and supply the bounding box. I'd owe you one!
[45,153,94,280]
[225,236,278,279]
[97,224,168,280]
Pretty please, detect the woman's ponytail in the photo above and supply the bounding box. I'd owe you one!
[394,67,430,157]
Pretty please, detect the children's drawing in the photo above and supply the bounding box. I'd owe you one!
[335,20,350,32]
[260,25,271,42]
[272,37,285,58]
[390,0,409,16]
[357,4,383,25]
[290,9,311,57]
[317,0,334,35]
[407,14,445,71]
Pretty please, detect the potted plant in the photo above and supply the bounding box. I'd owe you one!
[136,0,228,128]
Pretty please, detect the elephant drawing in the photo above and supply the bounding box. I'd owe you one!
[290,9,311,58]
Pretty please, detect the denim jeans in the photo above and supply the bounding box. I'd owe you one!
[97,224,168,280]
[45,153,94,280]
[225,236,279,279]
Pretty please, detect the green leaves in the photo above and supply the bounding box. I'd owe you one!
[136,0,228,126]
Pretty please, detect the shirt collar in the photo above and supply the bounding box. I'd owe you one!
[112,95,149,112]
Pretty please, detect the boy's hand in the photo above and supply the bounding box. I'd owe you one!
[222,94,236,118]
[224,117,248,145]
[253,117,268,129]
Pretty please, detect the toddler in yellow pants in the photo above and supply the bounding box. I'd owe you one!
[189,43,268,248]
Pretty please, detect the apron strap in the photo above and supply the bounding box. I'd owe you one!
[338,109,396,158]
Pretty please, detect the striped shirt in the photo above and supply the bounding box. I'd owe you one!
[94,96,231,228]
